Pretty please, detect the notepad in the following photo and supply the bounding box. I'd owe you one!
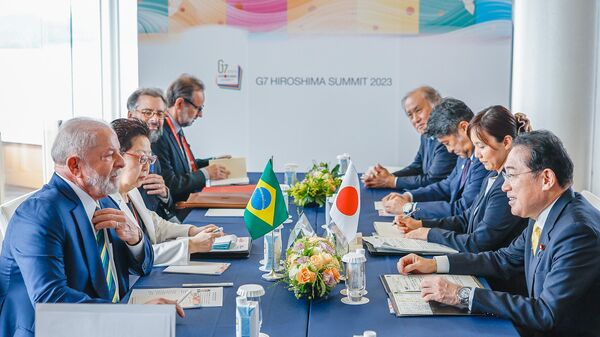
[212,235,237,250]
[373,221,405,238]
[163,261,230,275]
[205,208,245,217]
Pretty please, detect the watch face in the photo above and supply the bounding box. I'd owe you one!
[403,203,413,213]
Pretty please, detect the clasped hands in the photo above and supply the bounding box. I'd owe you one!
[187,224,225,254]
[397,254,462,307]
[362,164,396,188]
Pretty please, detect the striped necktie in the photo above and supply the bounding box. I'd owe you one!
[531,222,541,256]
[95,206,119,303]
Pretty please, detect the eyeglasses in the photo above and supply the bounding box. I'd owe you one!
[123,152,157,165]
[135,108,166,119]
[182,97,204,113]
[502,170,537,183]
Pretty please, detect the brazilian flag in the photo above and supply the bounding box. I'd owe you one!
[244,159,289,240]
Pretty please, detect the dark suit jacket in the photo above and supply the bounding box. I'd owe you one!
[409,156,489,219]
[138,159,176,220]
[0,174,154,337]
[393,135,456,190]
[447,189,600,337]
[152,122,210,203]
[423,171,527,254]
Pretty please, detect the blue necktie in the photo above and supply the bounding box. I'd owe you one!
[459,159,472,189]
[95,206,119,303]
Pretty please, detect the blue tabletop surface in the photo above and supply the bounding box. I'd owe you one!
[131,172,519,337]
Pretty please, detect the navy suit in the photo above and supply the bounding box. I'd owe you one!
[423,171,527,254]
[0,174,154,337]
[408,156,489,219]
[152,121,210,203]
[448,189,600,337]
[138,159,175,220]
[393,135,457,190]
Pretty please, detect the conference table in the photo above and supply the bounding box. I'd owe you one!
[131,173,520,337]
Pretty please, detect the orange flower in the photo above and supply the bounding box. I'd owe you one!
[323,268,341,282]
[296,267,317,284]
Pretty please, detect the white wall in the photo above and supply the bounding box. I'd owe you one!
[139,22,512,172]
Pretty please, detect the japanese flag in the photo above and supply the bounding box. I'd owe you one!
[330,161,361,242]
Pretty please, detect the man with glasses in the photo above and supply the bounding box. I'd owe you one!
[152,74,230,209]
[127,88,176,221]
[396,130,600,337]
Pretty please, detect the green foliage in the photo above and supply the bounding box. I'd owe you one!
[288,162,342,207]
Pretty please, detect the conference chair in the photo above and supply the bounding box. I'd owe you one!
[581,190,600,212]
[0,190,37,239]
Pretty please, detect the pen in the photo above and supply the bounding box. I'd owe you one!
[182,282,234,287]
[402,208,420,219]
[393,208,421,224]
[176,290,192,305]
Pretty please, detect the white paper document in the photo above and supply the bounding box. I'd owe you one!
[208,157,248,186]
[163,261,230,275]
[36,303,175,337]
[205,208,245,217]
[382,274,481,293]
[363,236,458,255]
[373,221,405,238]
[129,287,223,308]
[374,201,384,210]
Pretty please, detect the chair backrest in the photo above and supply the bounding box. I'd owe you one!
[36,303,175,337]
[581,190,600,212]
[0,190,37,237]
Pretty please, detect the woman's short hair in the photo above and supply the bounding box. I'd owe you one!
[110,118,150,153]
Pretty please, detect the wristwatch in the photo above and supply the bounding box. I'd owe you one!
[457,287,472,306]
[402,202,415,214]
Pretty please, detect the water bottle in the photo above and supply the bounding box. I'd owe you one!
[337,153,350,175]
[341,251,369,305]
[284,163,299,186]
[237,285,265,336]
[236,296,259,337]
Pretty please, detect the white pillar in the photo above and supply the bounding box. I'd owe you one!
[511,0,598,191]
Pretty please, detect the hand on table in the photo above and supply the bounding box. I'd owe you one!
[396,253,437,275]
[188,224,224,237]
[393,215,423,233]
[404,227,430,240]
[383,196,409,214]
[92,208,142,245]
[141,174,168,198]
[188,231,223,254]
[420,277,461,306]
[145,298,185,317]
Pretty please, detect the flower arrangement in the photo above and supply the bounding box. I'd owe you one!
[288,162,342,207]
[284,236,342,300]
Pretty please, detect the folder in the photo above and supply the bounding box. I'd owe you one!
[175,192,250,209]
[208,157,249,186]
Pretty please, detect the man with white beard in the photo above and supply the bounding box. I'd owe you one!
[0,117,183,337]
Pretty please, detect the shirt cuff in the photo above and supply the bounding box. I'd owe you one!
[200,167,209,180]
[127,236,145,262]
[433,255,450,273]
[394,177,398,186]
[468,287,476,310]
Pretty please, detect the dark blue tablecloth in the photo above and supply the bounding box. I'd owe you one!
[131,173,519,337]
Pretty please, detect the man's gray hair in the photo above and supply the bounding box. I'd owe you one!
[401,86,442,112]
[51,117,112,165]
[126,87,167,111]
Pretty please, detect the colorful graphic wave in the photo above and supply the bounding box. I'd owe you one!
[138,0,512,35]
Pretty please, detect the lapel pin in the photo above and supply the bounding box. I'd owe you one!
[539,244,545,252]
